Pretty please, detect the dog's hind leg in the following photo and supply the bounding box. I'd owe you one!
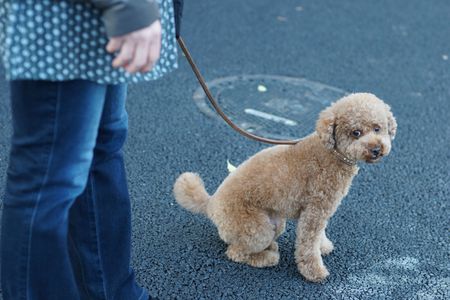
[224,210,280,268]
[226,243,279,268]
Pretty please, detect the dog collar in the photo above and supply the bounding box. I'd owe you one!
[331,148,357,167]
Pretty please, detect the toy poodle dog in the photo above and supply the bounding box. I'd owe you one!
[173,93,397,282]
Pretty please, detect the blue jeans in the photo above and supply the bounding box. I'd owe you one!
[1,80,148,300]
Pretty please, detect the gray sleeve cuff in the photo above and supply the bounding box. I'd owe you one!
[89,0,160,37]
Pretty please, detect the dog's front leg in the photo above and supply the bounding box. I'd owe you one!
[320,227,334,256]
[295,208,330,282]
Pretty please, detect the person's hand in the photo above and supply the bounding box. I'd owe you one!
[106,20,162,74]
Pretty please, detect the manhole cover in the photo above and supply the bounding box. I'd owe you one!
[193,75,348,140]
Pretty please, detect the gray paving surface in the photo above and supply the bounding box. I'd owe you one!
[1,0,449,299]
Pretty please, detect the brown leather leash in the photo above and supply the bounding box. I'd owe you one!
[177,37,300,145]
[173,6,355,165]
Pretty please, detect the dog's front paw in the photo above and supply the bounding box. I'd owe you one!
[320,237,334,256]
[298,258,329,282]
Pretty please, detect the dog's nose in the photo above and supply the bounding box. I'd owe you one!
[371,146,381,157]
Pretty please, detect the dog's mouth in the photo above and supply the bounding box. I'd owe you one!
[365,154,383,163]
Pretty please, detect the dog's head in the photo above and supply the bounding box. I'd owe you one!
[316,93,397,163]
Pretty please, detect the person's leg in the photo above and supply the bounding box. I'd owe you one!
[68,84,148,300]
[1,80,107,300]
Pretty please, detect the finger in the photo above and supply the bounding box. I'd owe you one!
[151,33,162,62]
[140,62,153,73]
[106,38,124,53]
[112,40,136,68]
[143,37,161,72]
[126,41,149,73]
[140,43,156,73]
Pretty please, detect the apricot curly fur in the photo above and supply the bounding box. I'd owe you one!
[174,93,397,282]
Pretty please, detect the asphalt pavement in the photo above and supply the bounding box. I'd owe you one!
[0,0,449,299]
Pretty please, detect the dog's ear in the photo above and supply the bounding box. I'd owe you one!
[385,104,397,140]
[316,106,336,149]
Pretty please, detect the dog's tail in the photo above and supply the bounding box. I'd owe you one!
[173,172,210,215]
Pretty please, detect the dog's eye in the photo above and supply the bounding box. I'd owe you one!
[374,126,381,133]
[352,130,362,138]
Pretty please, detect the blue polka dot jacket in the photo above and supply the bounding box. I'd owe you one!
[0,0,178,84]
